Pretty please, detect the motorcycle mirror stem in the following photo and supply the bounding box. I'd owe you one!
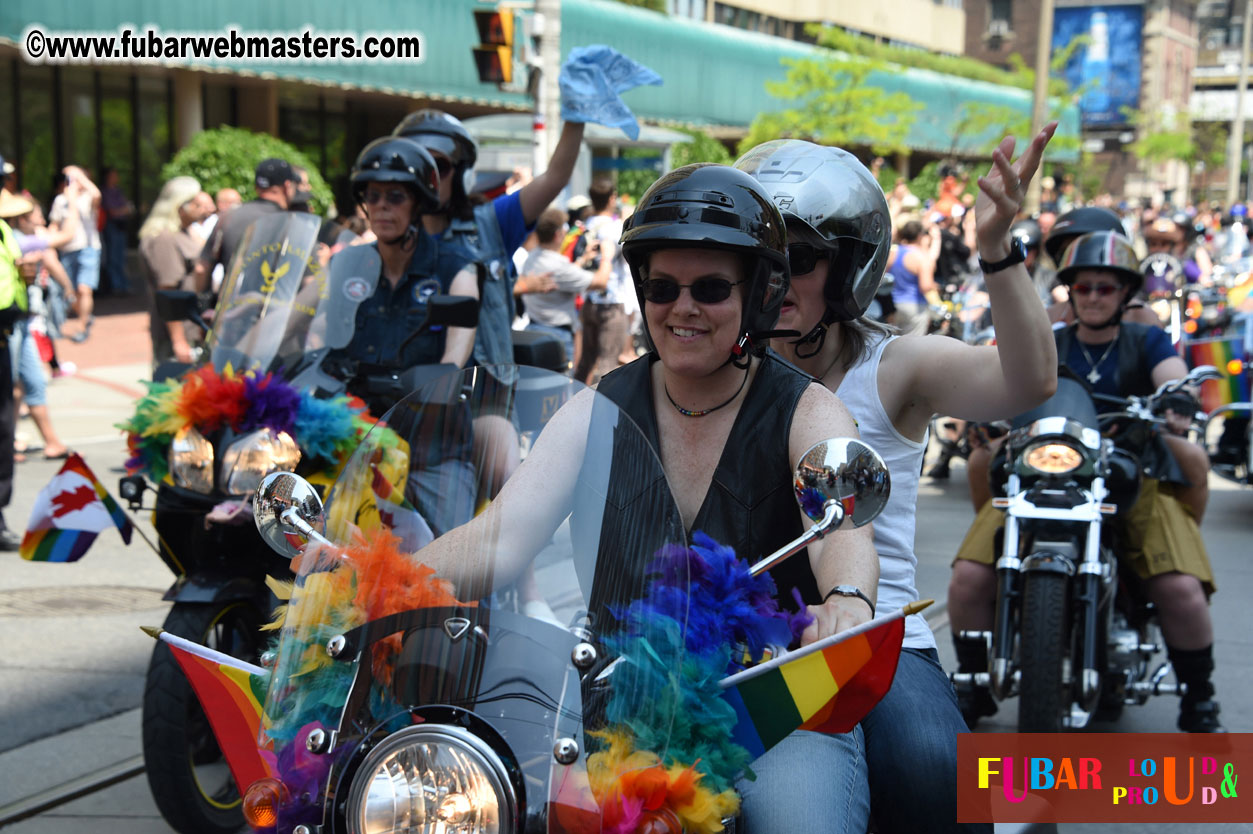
[749,437,891,578]
[254,471,329,559]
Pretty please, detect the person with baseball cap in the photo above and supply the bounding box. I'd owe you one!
[195,157,297,295]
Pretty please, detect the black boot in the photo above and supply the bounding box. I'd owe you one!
[1169,645,1226,733]
[953,633,997,727]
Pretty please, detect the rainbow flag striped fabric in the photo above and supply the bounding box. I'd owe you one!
[1186,336,1251,412]
[720,609,908,758]
[147,627,274,792]
[20,453,133,562]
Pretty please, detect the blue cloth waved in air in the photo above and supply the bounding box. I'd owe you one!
[559,45,662,140]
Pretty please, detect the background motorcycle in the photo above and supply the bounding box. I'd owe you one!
[951,365,1222,732]
[1185,312,1252,486]
[238,365,889,834]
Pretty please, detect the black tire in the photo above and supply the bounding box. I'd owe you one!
[142,601,263,834]
[1017,572,1070,733]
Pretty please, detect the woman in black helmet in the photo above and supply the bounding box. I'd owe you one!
[337,136,479,372]
[413,163,880,832]
[950,230,1225,734]
[735,126,1058,834]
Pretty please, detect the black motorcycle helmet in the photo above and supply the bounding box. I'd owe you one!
[733,140,890,332]
[1044,206,1125,264]
[393,109,478,203]
[1011,218,1042,251]
[619,163,792,364]
[350,137,441,243]
[1055,231,1143,328]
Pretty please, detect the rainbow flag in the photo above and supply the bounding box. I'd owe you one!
[720,604,919,758]
[144,626,274,792]
[1186,335,1251,413]
[20,453,133,562]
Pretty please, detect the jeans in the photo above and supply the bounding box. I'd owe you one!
[861,648,991,834]
[736,727,870,833]
[103,223,129,294]
[61,247,101,292]
[524,321,574,372]
[9,321,47,407]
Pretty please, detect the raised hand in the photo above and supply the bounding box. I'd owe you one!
[975,122,1057,259]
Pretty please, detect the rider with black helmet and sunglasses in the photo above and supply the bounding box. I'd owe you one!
[413,162,881,832]
[950,230,1225,734]
[337,136,479,372]
[735,126,1059,834]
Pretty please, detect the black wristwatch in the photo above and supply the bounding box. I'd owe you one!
[823,584,875,617]
[978,237,1028,274]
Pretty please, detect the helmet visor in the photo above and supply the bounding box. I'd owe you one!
[410,134,462,166]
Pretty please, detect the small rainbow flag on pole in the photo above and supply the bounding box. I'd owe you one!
[20,453,133,562]
[142,626,274,792]
[719,601,928,758]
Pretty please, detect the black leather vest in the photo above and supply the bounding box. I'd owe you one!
[573,351,818,624]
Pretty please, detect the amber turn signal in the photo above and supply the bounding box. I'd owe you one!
[243,778,286,829]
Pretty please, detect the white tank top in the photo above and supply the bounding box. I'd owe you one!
[835,334,934,649]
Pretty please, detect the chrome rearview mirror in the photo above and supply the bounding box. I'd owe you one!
[794,437,891,529]
[750,438,891,577]
[254,471,328,559]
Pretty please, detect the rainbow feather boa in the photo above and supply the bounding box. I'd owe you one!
[117,364,374,481]
[578,531,813,834]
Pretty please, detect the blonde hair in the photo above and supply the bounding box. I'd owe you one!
[139,176,201,240]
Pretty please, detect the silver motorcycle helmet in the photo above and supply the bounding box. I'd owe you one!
[734,140,891,325]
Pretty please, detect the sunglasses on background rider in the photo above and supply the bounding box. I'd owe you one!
[432,157,455,177]
[1071,282,1121,298]
[640,277,744,304]
[787,242,833,276]
[363,189,410,206]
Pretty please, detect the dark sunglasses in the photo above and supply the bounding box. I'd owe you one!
[433,157,455,177]
[363,189,409,206]
[1071,282,1121,297]
[640,277,743,304]
[787,242,829,276]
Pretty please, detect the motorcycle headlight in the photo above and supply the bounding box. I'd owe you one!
[219,429,301,496]
[346,725,514,834]
[170,426,214,493]
[1023,440,1084,475]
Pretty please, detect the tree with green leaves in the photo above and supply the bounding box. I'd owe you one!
[739,25,923,156]
[161,127,333,215]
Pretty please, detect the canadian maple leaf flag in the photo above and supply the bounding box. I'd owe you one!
[20,453,133,562]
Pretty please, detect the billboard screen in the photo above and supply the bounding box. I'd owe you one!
[1052,5,1143,127]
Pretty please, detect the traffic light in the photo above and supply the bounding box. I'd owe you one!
[473,7,514,85]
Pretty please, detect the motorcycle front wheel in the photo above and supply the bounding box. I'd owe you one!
[1017,571,1071,733]
[142,601,263,834]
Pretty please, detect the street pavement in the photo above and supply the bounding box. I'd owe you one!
[1,300,1251,832]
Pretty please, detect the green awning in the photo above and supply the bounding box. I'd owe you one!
[0,0,1079,158]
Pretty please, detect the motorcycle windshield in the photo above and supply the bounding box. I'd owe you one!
[209,212,332,376]
[259,366,699,834]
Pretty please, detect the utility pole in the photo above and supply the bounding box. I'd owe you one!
[1025,0,1056,215]
[1226,0,1253,205]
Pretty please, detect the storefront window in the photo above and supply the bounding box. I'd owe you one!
[17,63,55,208]
[136,75,171,216]
[100,71,136,220]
